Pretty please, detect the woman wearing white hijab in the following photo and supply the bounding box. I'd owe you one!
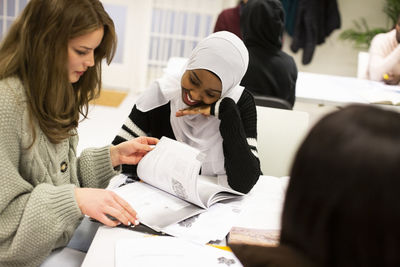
[113,31,260,194]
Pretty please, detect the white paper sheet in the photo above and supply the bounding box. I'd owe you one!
[115,236,243,267]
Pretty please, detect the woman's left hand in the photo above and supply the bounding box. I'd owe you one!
[383,73,400,85]
[110,136,159,167]
[176,105,211,117]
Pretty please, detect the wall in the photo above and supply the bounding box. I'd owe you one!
[282,0,388,77]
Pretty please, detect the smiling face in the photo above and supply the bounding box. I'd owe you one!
[181,69,222,106]
[67,27,104,83]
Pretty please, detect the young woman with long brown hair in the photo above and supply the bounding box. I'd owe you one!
[0,0,157,265]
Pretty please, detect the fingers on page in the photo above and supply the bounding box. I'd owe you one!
[104,206,131,226]
[114,194,138,220]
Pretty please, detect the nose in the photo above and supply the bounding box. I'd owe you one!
[84,51,95,67]
[190,90,202,102]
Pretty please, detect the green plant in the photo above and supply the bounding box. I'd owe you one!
[339,0,400,49]
[383,0,400,25]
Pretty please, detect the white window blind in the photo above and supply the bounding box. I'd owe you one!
[146,0,224,86]
[0,0,28,40]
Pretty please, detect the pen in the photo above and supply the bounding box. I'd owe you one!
[208,244,232,252]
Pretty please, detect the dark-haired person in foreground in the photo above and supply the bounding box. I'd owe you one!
[231,104,400,266]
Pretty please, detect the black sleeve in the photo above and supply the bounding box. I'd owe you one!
[112,104,151,178]
[111,103,175,178]
[217,90,261,193]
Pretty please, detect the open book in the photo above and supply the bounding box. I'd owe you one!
[113,137,244,232]
[354,79,400,105]
[359,87,400,105]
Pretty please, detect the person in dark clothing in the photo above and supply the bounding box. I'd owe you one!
[113,31,261,194]
[240,0,297,107]
[213,0,248,39]
[233,104,400,266]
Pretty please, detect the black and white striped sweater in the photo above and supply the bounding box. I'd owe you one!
[112,89,260,193]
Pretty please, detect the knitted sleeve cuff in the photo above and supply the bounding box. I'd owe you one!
[26,183,83,235]
[211,98,223,118]
[78,145,120,188]
[41,183,83,224]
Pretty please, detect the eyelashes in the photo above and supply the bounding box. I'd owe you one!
[189,76,200,86]
[75,49,88,56]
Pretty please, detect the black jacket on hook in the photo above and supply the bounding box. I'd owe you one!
[290,0,341,65]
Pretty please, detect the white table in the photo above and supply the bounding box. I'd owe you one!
[296,72,400,107]
[294,72,400,126]
[81,175,288,267]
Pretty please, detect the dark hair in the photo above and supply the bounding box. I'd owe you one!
[281,104,400,266]
[0,0,116,144]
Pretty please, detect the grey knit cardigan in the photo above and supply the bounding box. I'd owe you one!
[0,76,119,266]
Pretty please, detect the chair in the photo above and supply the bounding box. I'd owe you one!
[253,95,292,110]
[357,51,369,79]
[256,106,310,177]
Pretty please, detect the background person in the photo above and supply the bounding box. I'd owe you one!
[240,0,297,107]
[213,0,248,39]
[368,14,400,85]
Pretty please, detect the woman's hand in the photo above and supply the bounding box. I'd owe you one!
[176,105,211,117]
[74,187,139,227]
[383,73,400,85]
[110,136,159,167]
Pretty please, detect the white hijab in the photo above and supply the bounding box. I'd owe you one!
[136,31,249,176]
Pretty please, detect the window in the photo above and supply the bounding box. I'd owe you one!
[146,0,222,86]
[0,0,28,40]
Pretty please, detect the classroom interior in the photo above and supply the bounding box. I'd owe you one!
[71,0,390,153]
[0,0,389,135]
[0,0,395,266]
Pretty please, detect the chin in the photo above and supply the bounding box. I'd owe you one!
[69,75,80,83]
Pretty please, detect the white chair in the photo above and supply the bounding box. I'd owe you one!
[357,51,369,79]
[256,106,310,177]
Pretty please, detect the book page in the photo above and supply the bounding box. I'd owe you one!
[137,137,206,207]
[354,79,400,105]
[358,88,400,105]
[197,175,244,208]
[113,180,205,231]
[161,200,244,244]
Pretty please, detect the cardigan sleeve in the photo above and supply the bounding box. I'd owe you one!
[77,145,120,189]
[0,88,82,266]
[214,90,261,193]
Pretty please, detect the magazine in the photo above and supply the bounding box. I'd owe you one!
[113,137,244,232]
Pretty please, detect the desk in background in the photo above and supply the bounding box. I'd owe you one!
[81,175,288,267]
[294,72,400,126]
[296,72,368,106]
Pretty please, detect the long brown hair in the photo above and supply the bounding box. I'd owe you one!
[0,0,116,144]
